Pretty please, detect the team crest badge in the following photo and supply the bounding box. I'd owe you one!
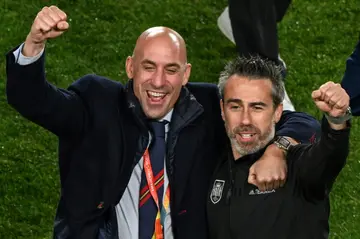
[210,179,225,204]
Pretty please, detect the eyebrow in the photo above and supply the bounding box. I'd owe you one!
[141,59,181,68]
[225,98,268,107]
[141,59,156,66]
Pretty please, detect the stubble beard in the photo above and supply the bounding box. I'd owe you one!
[227,122,275,159]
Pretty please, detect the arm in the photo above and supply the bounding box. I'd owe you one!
[6,44,89,138]
[341,38,360,116]
[290,117,349,187]
[247,110,321,191]
[6,7,88,138]
[261,110,322,165]
[275,110,321,144]
[291,81,351,187]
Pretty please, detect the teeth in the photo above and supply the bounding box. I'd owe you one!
[148,91,166,97]
[241,134,253,138]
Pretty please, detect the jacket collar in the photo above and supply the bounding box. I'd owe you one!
[169,85,204,134]
[123,80,149,134]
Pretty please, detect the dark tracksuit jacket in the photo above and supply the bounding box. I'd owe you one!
[207,119,350,239]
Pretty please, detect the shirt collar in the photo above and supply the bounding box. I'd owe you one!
[160,108,173,123]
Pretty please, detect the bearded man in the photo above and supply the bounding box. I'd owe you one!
[207,55,351,239]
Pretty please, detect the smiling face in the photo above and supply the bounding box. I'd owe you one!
[220,75,283,159]
[126,27,191,119]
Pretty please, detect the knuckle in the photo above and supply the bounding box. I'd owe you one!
[265,177,273,183]
[43,25,51,31]
[37,12,43,18]
[257,177,265,183]
[41,8,49,15]
[49,5,59,12]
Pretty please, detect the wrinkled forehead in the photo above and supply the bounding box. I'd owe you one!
[224,75,273,103]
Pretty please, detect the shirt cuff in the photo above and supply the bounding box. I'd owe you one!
[12,43,44,65]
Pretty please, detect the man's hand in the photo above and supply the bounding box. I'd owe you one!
[23,6,69,57]
[248,144,288,191]
[312,81,350,130]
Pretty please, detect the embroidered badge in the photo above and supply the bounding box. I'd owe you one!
[210,179,225,204]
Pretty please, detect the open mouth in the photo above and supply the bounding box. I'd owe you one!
[146,90,167,103]
[237,133,257,142]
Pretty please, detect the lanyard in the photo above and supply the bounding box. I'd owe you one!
[143,149,170,239]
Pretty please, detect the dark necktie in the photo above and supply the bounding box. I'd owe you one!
[139,121,167,239]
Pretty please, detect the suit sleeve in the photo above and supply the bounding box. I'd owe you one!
[341,39,360,116]
[6,46,90,138]
[275,110,321,144]
[289,117,350,187]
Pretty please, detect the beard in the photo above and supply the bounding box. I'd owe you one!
[226,122,275,158]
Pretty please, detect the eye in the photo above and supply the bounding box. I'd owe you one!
[143,65,155,71]
[230,105,240,110]
[253,106,264,111]
[166,68,178,74]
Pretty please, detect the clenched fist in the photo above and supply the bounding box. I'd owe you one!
[312,81,350,127]
[23,6,69,57]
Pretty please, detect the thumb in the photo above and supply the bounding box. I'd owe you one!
[44,21,69,39]
[328,108,346,117]
[314,100,332,113]
[56,21,69,30]
[311,89,322,100]
[248,173,257,186]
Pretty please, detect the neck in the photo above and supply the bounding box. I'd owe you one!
[231,144,241,160]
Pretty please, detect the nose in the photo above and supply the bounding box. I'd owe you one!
[240,108,251,125]
[151,69,166,89]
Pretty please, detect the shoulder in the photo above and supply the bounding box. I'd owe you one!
[279,110,321,132]
[186,82,219,96]
[68,74,126,95]
[186,82,221,108]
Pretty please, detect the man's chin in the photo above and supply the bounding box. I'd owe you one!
[143,107,169,120]
[233,140,260,156]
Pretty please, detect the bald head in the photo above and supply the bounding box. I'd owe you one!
[133,26,187,63]
[125,26,192,120]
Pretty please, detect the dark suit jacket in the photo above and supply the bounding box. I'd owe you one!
[5,48,320,239]
[341,39,360,116]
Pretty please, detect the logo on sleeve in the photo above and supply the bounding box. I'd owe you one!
[210,179,225,204]
[249,188,275,195]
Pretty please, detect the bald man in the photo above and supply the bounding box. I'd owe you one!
[5,6,320,239]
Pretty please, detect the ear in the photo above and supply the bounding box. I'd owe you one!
[274,103,283,123]
[182,63,192,85]
[125,56,134,79]
[220,99,225,121]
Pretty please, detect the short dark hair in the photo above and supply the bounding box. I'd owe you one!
[218,55,285,107]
